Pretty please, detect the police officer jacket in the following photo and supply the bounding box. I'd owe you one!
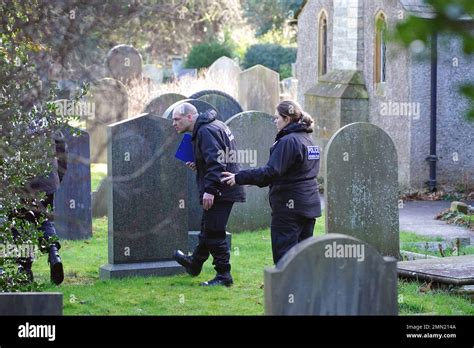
[235,122,321,218]
[191,110,246,204]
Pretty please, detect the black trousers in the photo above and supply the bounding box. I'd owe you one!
[270,212,315,264]
[192,201,234,274]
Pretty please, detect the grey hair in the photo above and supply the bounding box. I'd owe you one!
[173,102,198,118]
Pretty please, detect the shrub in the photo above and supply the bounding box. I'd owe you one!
[185,41,233,69]
[243,44,296,78]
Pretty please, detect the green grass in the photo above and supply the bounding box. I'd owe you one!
[30,216,474,315]
[399,232,443,243]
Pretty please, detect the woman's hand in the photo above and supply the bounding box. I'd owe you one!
[221,171,236,186]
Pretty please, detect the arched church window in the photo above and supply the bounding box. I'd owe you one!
[375,12,387,83]
[318,11,328,77]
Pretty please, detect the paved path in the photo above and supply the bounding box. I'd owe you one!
[399,200,473,242]
[321,197,473,242]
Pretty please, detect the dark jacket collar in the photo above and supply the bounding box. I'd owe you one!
[191,109,217,140]
[275,122,311,142]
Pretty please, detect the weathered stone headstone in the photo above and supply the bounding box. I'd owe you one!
[0,293,63,315]
[143,93,186,118]
[99,113,187,279]
[172,57,184,77]
[325,122,400,259]
[86,78,128,163]
[239,65,280,114]
[176,69,197,80]
[162,99,218,232]
[225,111,274,232]
[280,77,298,101]
[189,90,243,122]
[54,127,92,240]
[92,177,107,218]
[265,234,398,315]
[208,56,241,98]
[106,44,143,82]
[143,64,163,84]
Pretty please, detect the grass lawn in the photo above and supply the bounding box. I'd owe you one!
[31,216,474,315]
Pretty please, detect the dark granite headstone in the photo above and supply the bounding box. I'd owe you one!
[225,111,274,232]
[143,93,186,118]
[325,122,400,259]
[0,293,63,315]
[99,113,187,279]
[86,78,128,163]
[162,99,218,232]
[265,234,398,315]
[106,44,143,82]
[189,90,243,122]
[54,127,92,240]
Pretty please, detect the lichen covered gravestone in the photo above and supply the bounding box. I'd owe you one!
[239,64,280,115]
[99,113,187,279]
[265,234,398,315]
[225,111,275,232]
[87,78,128,163]
[106,44,143,82]
[208,56,241,98]
[325,122,400,259]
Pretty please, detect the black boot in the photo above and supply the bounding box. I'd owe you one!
[200,272,233,287]
[173,250,202,276]
[48,244,64,285]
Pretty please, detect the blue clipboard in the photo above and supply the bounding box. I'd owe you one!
[175,133,195,162]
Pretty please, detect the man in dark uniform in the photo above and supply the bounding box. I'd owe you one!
[9,128,67,285]
[172,103,245,286]
[222,100,321,264]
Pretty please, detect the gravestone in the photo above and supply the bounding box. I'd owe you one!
[92,177,107,218]
[162,99,218,232]
[208,56,241,98]
[143,93,186,118]
[189,90,243,122]
[106,44,143,82]
[325,122,400,259]
[86,78,128,163]
[265,234,398,315]
[239,65,280,114]
[225,111,275,232]
[176,69,197,80]
[398,255,474,285]
[143,64,163,84]
[172,57,184,77]
[0,293,63,315]
[280,77,298,101]
[99,113,188,279]
[54,127,92,240]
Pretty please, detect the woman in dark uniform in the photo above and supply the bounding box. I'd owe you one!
[221,100,321,264]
